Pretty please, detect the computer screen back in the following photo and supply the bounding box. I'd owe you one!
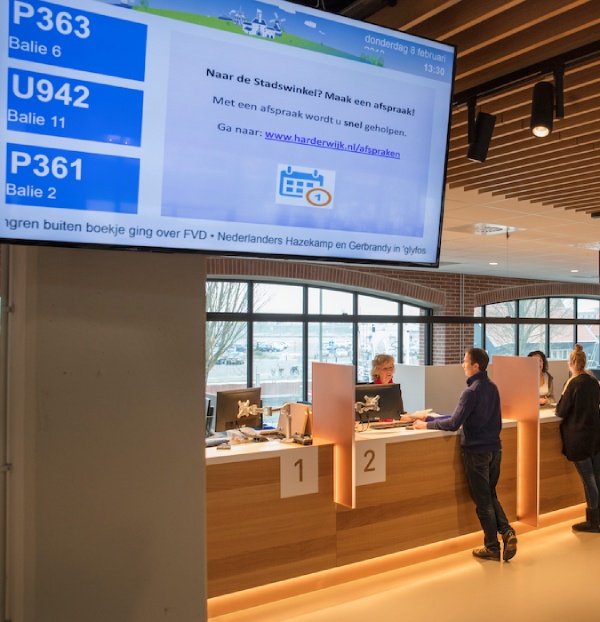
[214,387,262,432]
[354,383,405,422]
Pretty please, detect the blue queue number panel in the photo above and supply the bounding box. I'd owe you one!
[8,0,147,80]
[6,143,140,214]
[5,0,147,215]
[8,68,144,145]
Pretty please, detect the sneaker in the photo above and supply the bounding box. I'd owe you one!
[472,546,501,561]
[502,529,518,561]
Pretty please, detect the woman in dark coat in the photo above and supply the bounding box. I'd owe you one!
[555,344,600,532]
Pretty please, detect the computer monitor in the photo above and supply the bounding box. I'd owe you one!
[205,394,216,436]
[354,383,405,423]
[214,387,262,432]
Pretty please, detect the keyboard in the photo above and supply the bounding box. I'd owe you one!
[206,436,229,447]
[369,421,412,430]
[259,429,284,436]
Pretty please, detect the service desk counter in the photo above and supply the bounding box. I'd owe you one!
[205,439,335,598]
[340,420,518,566]
[539,409,585,514]
[205,421,518,597]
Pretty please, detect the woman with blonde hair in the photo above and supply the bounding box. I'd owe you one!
[371,354,395,384]
[555,344,600,532]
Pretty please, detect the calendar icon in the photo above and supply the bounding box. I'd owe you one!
[279,168,324,197]
[276,164,335,209]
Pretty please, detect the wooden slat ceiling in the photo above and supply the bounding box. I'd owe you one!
[359,0,600,218]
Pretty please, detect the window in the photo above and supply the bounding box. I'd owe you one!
[477,296,599,364]
[206,280,431,404]
[474,307,483,349]
[255,283,303,313]
[309,288,353,315]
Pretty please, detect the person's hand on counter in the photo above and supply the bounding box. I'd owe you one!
[400,409,432,422]
[412,419,428,429]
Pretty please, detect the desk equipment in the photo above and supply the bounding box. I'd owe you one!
[369,420,412,430]
[206,436,229,448]
[205,394,216,435]
[276,402,309,443]
[259,429,285,437]
[293,432,313,445]
[239,426,270,442]
[214,387,263,432]
[355,383,405,423]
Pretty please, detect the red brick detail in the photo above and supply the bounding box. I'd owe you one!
[206,258,446,307]
[475,282,600,307]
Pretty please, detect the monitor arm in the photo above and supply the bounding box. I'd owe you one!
[237,400,272,419]
[355,394,381,415]
[269,402,293,443]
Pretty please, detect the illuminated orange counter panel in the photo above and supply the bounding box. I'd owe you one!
[539,412,585,514]
[205,441,336,598]
[338,423,518,566]
[205,423,518,597]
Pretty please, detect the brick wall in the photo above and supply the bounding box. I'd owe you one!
[207,257,600,364]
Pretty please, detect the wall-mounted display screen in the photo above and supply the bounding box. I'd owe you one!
[0,0,456,267]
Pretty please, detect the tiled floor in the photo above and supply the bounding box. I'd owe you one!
[209,506,600,622]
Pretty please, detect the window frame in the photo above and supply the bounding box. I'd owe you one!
[206,279,432,400]
[476,296,600,365]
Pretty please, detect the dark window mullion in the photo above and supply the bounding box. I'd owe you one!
[353,293,359,381]
[302,285,309,401]
[398,302,403,364]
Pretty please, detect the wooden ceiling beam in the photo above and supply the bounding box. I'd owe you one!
[510,182,600,202]
[367,0,460,31]
[362,0,600,255]
[469,157,600,192]
[455,145,600,182]
[448,127,600,172]
[446,140,600,183]
[408,0,527,42]
[449,89,600,148]
[483,167,600,193]
[445,0,590,58]
[543,194,600,207]
[454,23,600,92]
[495,175,600,198]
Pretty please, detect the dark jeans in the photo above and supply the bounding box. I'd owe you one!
[574,453,600,509]
[462,450,511,552]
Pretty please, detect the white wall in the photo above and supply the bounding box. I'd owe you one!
[548,359,569,397]
[423,364,466,415]
[6,245,207,622]
[393,364,425,414]
[395,364,465,415]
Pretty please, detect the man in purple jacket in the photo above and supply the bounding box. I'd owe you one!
[414,348,517,561]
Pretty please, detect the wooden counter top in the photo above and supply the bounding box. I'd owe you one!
[205,437,330,464]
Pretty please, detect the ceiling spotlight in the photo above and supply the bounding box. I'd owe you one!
[467,112,497,162]
[466,99,496,162]
[530,81,555,137]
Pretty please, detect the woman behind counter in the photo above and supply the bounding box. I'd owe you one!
[370,354,437,422]
[371,353,395,384]
[555,344,600,532]
[527,350,555,407]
